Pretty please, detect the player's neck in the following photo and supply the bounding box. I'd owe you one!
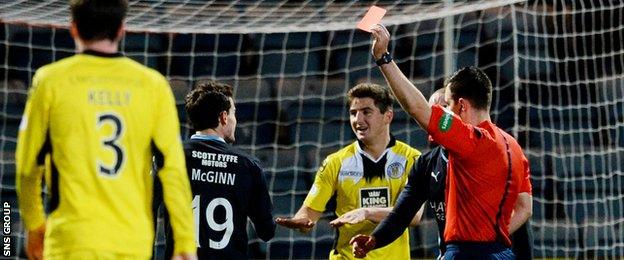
[77,40,119,54]
[197,128,225,139]
[465,110,491,126]
[361,134,390,160]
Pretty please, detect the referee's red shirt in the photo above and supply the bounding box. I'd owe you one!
[427,105,532,246]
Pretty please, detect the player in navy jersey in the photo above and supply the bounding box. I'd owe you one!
[158,80,275,259]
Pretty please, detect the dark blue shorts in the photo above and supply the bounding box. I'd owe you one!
[443,242,515,260]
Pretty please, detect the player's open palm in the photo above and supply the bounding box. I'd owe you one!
[350,234,376,258]
[275,216,315,233]
[329,208,367,227]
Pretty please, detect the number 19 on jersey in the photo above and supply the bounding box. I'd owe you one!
[192,195,234,249]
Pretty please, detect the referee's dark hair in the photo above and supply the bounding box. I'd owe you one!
[445,66,492,111]
[185,80,234,131]
[347,83,395,113]
[70,0,128,42]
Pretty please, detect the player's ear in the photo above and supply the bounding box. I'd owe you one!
[458,98,467,112]
[384,108,393,123]
[69,22,85,52]
[70,21,79,40]
[115,22,125,42]
[219,110,228,125]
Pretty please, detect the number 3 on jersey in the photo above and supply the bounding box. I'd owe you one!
[192,195,234,249]
[96,113,125,176]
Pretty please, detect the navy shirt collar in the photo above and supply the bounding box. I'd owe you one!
[190,133,226,143]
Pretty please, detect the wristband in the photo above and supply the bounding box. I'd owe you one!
[375,52,393,66]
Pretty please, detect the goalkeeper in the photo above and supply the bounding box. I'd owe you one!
[276,83,422,259]
[350,24,532,259]
[349,88,534,259]
[15,0,195,259]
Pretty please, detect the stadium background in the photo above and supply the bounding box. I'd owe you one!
[1,0,623,259]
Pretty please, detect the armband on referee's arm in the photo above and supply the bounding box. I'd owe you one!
[426,105,478,156]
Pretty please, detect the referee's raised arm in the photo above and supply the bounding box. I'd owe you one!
[371,23,529,260]
[370,24,431,129]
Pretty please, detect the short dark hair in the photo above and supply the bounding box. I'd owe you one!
[185,81,234,131]
[347,83,394,113]
[445,66,492,110]
[70,0,128,41]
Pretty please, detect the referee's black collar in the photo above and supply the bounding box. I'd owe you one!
[82,49,123,58]
[357,134,397,149]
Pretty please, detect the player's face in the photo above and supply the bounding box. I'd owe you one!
[349,97,391,144]
[224,97,237,143]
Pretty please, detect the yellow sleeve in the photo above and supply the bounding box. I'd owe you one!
[15,70,51,231]
[151,75,195,255]
[403,148,421,189]
[303,156,339,212]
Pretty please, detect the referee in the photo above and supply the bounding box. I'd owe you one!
[351,89,534,259]
[356,24,533,259]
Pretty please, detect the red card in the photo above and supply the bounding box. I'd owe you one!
[356,6,387,32]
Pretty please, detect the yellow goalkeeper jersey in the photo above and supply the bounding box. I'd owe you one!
[303,137,420,260]
[15,51,195,257]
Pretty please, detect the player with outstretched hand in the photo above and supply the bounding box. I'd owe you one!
[275,83,422,259]
[350,89,534,259]
[15,0,196,259]
[348,88,449,259]
[158,81,276,259]
[352,24,532,259]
